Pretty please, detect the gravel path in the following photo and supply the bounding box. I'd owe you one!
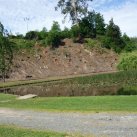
[0,108,137,137]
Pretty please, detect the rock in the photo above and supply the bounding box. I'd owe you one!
[17,94,37,100]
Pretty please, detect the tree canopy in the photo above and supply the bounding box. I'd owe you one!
[0,22,13,82]
[56,0,93,24]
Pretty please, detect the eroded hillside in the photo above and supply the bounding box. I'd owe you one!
[10,39,118,80]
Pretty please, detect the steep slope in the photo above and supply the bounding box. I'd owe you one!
[10,39,118,80]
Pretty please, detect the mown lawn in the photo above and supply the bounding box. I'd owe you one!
[0,125,66,137]
[0,94,137,112]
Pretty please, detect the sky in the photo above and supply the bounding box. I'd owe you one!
[0,0,137,37]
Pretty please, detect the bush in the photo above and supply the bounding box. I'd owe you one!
[122,34,136,52]
[60,27,71,39]
[25,31,39,40]
[10,38,35,50]
[117,87,137,95]
[70,25,80,39]
[117,51,137,70]
[46,31,61,48]
[85,38,101,49]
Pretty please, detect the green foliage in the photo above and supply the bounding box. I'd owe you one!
[25,28,48,41]
[95,13,106,35]
[1,93,137,112]
[103,19,124,53]
[67,70,137,88]
[61,27,71,39]
[0,22,13,81]
[10,38,36,56]
[56,0,93,24]
[70,25,80,39]
[117,87,137,95]
[0,125,66,137]
[117,51,137,70]
[46,21,62,48]
[46,31,61,48]
[51,21,61,32]
[122,33,136,52]
[79,12,96,38]
[70,11,106,40]
[38,27,48,40]
[25,31,39,40]
[131,37,137,47]
[85,38,102,49]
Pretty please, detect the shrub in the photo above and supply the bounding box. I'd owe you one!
[46,31,61,48]
[85,38,101,49]
[122,34,136,52]
[25,31,39,40]
[117,51,137,70]
[60,27,71,39]
[117,87,137,95]
[70,25,80,39]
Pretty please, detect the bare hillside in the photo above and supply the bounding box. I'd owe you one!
[10,39,118,80]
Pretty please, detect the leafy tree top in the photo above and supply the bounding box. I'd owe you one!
[56,0,93,24]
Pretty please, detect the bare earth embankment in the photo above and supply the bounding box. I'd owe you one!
[10,39,118,81]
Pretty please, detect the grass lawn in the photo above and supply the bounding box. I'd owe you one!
[0,94,137,112]
[0,125,95,137]
[0,125,66,137]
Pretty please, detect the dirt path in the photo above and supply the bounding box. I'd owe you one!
[0,108,137,137]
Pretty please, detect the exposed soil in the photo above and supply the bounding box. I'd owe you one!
[0,108,137,137]
[10,39,118,80]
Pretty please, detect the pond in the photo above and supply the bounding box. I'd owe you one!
[0,83,122,97]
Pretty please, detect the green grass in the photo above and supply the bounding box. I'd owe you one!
[1,70,137,89]
[0,94,137,112]
[0,94,16,101]
[68,70,137,86]
[0,125,95,137]
[0,125,66,137]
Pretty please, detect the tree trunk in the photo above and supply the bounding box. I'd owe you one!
[71,0,78,25]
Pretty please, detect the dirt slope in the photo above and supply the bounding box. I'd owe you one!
[10,39,118,80]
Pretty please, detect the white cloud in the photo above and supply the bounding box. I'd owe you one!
[0,0,137,37]
[102,0,137,37]
[0,0,67,34]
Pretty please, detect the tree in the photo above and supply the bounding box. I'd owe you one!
[95,13,106,35]
[56,0,93,24]
[46,21,61,48]
[103,19,124,53]
[38,27,48,40]
[79,11,96,38]
[61,27,71,39]
[0,22,13,82]
[50,21,61,32]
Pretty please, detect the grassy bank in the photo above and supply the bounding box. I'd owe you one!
[0,70,137,89]
[0,94,137,112]
[0,125,95,137]
[0,125,66,137]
